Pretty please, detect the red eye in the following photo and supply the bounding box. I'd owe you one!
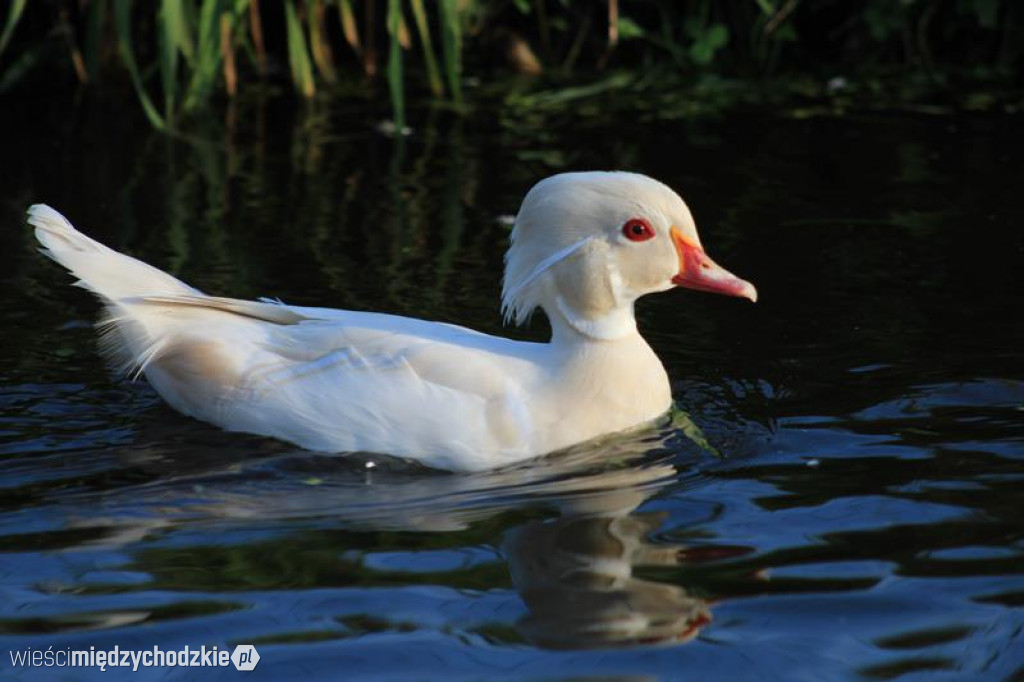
[622,218,655,242]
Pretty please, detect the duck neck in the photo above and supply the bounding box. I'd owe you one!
[546,296,640,345]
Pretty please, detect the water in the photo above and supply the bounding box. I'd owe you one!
[1,93,1022,680]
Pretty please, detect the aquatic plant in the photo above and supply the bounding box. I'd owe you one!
[0,0,1020,129]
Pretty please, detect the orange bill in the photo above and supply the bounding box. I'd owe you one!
[670,227,757,302]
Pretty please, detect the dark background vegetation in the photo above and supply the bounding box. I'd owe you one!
[1,0,1021,129]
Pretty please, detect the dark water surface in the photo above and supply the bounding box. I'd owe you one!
[1,95,1022,680]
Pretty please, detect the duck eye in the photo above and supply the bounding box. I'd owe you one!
[622,218,655,242]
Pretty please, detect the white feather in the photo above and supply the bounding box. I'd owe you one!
[501,236,593,325]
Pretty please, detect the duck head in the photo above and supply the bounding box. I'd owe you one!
[502,172,756,340]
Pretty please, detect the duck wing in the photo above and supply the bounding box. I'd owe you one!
[127,294,542,471]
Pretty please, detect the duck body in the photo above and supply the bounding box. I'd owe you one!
[30,172,753,471]
[137,299,671,472]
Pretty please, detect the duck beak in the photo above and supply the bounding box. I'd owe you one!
[670,228,757,302]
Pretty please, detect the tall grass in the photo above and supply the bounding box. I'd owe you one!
[0,0,466,129]
[0,0,1020,130]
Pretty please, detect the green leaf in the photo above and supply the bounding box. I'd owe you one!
[617,16,645,40]
[306,0,336,84]
[284,0,315,97]
[183,0,225,110]
[162,0,195,64]
[668,405,721,458]
[112,0,167,130]
[0,0,27,56]
[157,0,181,120]
[688,23,728,65]
[439,0,462,103]
[410,0,444,96]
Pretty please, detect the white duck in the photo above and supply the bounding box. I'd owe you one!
[29,172,755,471]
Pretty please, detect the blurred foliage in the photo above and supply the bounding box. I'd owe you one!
[0,0,1021,126]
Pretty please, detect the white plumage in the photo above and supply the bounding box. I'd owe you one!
[29,172,755,471]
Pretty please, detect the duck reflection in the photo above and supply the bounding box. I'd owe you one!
[54,416,736,649]
[504,484,712,649]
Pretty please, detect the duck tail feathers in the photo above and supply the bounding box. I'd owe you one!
[28,204,208,377]
[28,204,199,302]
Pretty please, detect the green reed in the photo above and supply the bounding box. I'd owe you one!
[124,0,465,129]
[0,0,1019,131]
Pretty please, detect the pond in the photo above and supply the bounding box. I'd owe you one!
[1,93,1022,680]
